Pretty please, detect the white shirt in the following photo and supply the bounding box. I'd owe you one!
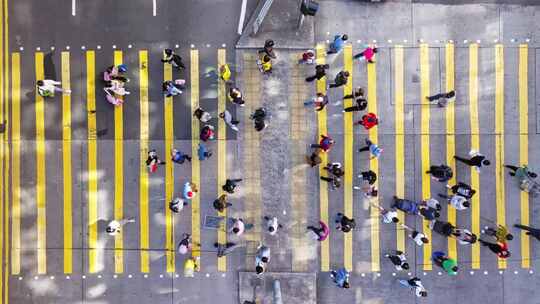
[414,282,426,297]
[394,253,407,270]
[412,231,427,246]
[424,198,440,210]
[39,80,60,92]
[449,195,468,210]
[222,110,239,132]
[232,219,245,236]
[107,220,121,236]
[455,228,474,245]
[266,217,279,235]
[382,210,398,224]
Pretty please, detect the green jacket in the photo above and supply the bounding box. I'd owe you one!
[442,259,457,275]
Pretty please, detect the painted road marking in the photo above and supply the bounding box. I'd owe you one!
[420,44,432,271]
[35,52,47,274]
[72,0,76,16]
[190,49,201,262]
[217,49,227,272]
[139,50,150,273]
[394,45,405,252]
[153,0,156,16]
[519,44,529,269]
[3,2,8,300]
[469,44,480,269]
[61,51,73,274]
[164,56,175,273]
[343,44,353,271]
[114,51,124,274]
[445,43,457,261]
[368,50,380,273]
[87,50,99,273]
[11,53,20,275]
[316,44,329,272]
[238,0,247,35]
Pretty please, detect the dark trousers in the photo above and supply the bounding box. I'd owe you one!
[329,82,344,88]
[478,239,501,255]
[515,224,540,241]
[353,51,365,59]
[344,106,362,112]
[427,93,445,101]
[307,226,323,236]
[320,176,334,183]
[311,144,323,149]
[454,156,475,166]
[343,94,354,99]
[504,165,519,176]
[306,73,325,82]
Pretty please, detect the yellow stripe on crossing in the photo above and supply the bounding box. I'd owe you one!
[4,2,8,301]
[87,51,99,273]
[61,52,73,274]
[343,45,353,271]
[190,50,201,263]
[394,46,405,252]
[139,50,150,273]
[11,53,21,275]
[367,55,380,273]
[113,51,124,274]
[469,44,481,269]
[445,43,457,261]
[217,49,227,272]
[518,44,530,269]
[316,44,329,272]
[35,52,47,274]
[494,44,507,269]
[164,57,175,273]
[420,44,432,271]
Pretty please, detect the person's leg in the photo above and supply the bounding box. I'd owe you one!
[358,145,370,152]
[305,75,317,82]
[320,176,332,182]
[231,119,240,125]
[426,93,444,101]
[454,156,474,166]
[514,224,534,233]
[311,144,322,149]
[504,165,519,176]
[353,51,365,59]
[343,94,354,99]
[485,228,497,236]
[231,178,243,183]
[304,100,315,106]
[344,106,360,112]
[328,83,338,88]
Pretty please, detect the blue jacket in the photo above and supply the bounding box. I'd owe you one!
[332,35,346,51]
[334,268,349,287]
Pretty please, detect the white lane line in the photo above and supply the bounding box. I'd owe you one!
[72,0,76,16]
[153,0,157,16]
[237,0,247,35]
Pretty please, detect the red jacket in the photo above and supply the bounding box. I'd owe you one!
[359,113,378,130]
[319,135,334,152]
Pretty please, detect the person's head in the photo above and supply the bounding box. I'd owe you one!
[323,64,330,69]
[451,266,458,272]
[373,47,378,53]
[506,233,514,241]
[342,282,350,289]
[435,204,442,211]
[268,226,275,233]
[420,291,428,297]
[447,90,456,98]
[36,80,44,86]
[482,159,491,166]
[106,226,115,234]
[263,55,271,63]
[171,205,179,213]
[392,217,399,223]
[261,257,269,263]
[358,87,365,96]
[500,250,511,258]
[402,262,410,270]
[342,34,348,41]
[434,211,440,218]
[530,172,538,178]
[232,227,240,234]
[328,139,335,145]
[164,49,173,55]
[463,201,470,208]
[421,237,429,244]
[371,189,378,197]
[219,112,225,119]
[255,265,264,274]
[118,64,128,73]
[265,39,274,47]
[343,71,350,77]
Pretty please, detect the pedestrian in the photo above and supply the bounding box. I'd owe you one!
[197,143,213,160]
[249,107,268,132]
[353,45,378,63]
[358,138,383,159]
[299,49,315,64]
[307,149,322,167]
[426,164,453,182]
[146,149,165,173]
[37,79,71,97]
[104,87,124,106]
[401,223,429,246]
[259,39,276,59]
[258,54,272,74]
[183,256,200,277]
[255,244,271,274]
[432,251,458,275]
[422,197,442,211]
[392,196,420,215]
[169,197,188,213]
[505,164,540,196]
[478,238,510,259]
[228,87,245,106]
[324,162,344,177]
[353,180,378,199]
[438,193,470,210]
[330,268,350,289]
[193,107,212,123]
[219,64,231,82]
[304,93,329,111]
[328,71,349,89]
[171,148,192,164]
[162,80,185,97]
[385,250,409,271]
[103,64,129,84]
[214,242,239,257]
[514,224,540,241]
[355,112,378,130]
[343,88,368,112]
[335,213,356,233]
[310,134,334,152]
[213,194,232,213]
[358,170,377,185]
[161,49,185,70]
[505,164,537,179]
[178,233,193,255]
[183,181,198,200]
[320,175,341,190]
[429,219,455,237]
[454,150,490,172]
[223,178,242,194]
[200,125,215,142]
[372,204,399,224]
[305,64,329,82]
[307,221,329,241]
[483,224,513,242]
[264,216,282,236]
[229,218,245,236]
[327,34,348,54]
[398,277,427,297]
[106,218,135,236]
[426,90,455,107]
[219,110,240,132]
[446,182,476,199]
[451,228,477,245]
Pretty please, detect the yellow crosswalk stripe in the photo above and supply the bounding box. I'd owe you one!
[164,58,175,273]
[343,45,353,271]
[139,50,150,273]
[316,44,329,272]
[445,43,457,261]
[35,52,47,274]
[469,44,481,269]
[3,2,8,301]
[518,44,530,268]
[10,53,21,275]
[217,49,227,272]
[61,51,73,274]
[394,46,405,252]
[494,44,506,269]
[87,50,99,273]
[367,55,380,273]
[419,44,432,271]
[190,50,201,263]
[113,51,124,274]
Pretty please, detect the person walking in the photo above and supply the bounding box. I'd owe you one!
[423,197,442,211]
[398,277,427,297]
[146,149,166,173]
[169,197,188,213]
[327,34,348,54]
[385,250,409,271]
[183,256,200,277]
[451,228,477,245]
[324,162,344,178]
[305,64,329,82]
[219,64,232,82]
[358,170,377,185]
[37,79,71,97]
[505,164,540,196]
[426,164,453,182]
[307,221,329,241]
[162,80,184,97]
[478,238,510,259]
[401,223,429,246]
[454,150,490,172]
[223,178,242,194]
[264,216,282,236]
[106,218,135,236]
[483,223,513,242]
[307,149,322,167]
[514,224,540,241]
[432,251,458,275]
[446,182,476,199]
[197,143,212,160]
[335,213,356,233]
[219,110,240,132]
[343,88,368,113]
[299,49,315,64]
[438,193,470,210]
[418,204,440,221]
[330,267,350,288]
[255,244,271,274]
[328,71,349,89]
[358,138,383,159]
[178,233,194,255]
[229,218,245,236]
[429,219,455,237]
[426,90,455,107]
[310,134,334,152]
[250,107,268,132]
[171,148,191,164]
[353,45,378,63]
[258,54,273,74]
[259,39,276,59]
[355,112,378,130]
[193,107,212,122]
[228,87,245,106]
[200,125,215,142]
[392,196,420,215]
[161,49,185,70]
[304,93,329,111]
[505,164,537,179]
[320,175,341,190]
[213,194,232,213]
[372,204,399,224]
[183,181,198,200]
